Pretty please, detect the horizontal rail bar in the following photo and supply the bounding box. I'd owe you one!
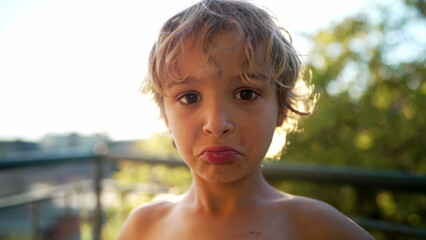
[106,154,185,167]
[2,153,426,193]
[0,153,96,169]
[352,217,426,237]
[0,179,169,210]
[0,181,90,209]
[263,162,426,193]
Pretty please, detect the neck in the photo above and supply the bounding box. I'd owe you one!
[183,167,278,215]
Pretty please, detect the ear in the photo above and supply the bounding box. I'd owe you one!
[163,114,177,150]
[276,108,286,127]
[164,115,169,128]
[162,108,170,128]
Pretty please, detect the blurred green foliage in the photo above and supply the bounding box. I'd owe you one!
[284,1,425,171]
[279,0,426,239]
[105,159,191,239]
[132,133,180,160]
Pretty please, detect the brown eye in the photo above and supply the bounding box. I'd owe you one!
[178,92,201,105]
[235,89,259,101]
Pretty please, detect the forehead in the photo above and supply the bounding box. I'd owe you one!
[164,30,267,87]
[162,31,243,86]
[183,30,245,63]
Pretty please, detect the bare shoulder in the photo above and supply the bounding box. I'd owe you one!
[276,195,375,240]
[117,200,175,240]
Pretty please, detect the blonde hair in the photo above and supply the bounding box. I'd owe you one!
[142,0,317,133]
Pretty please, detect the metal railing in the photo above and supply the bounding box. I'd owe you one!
[1,152,425,239]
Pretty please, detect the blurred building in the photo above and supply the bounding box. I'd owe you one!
[0,140,39,156]
[39,133,110,154]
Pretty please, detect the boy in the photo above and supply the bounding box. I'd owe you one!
[119,0,375,239]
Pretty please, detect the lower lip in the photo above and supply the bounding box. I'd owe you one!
[200,151,239,164]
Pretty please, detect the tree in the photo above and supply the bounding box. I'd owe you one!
[280,0,426,239]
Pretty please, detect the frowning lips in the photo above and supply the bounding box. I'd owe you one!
[199,146,241,164]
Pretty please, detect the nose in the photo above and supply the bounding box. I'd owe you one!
[202,99,235,137]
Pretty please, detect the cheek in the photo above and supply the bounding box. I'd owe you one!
[164,110,194,154]
[167,122,187,157]
[240,112,277,150]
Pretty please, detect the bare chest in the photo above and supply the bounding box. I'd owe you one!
[149,211,298,240]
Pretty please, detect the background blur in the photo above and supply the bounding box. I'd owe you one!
[0,0,372,142]
[0,0,425,240]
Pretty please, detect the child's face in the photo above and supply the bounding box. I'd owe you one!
[163,30,285,183]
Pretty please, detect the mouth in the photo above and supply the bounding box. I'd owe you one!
[199,146,241,164]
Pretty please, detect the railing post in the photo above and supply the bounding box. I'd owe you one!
[30,201,41,240]
[93,155,103,240]
[63,191,71,240]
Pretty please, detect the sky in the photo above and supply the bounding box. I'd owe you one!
[0,0,370,142]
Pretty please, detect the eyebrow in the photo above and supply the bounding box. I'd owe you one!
[165,78,192,89]
[245,72,268,80]
[164,72,268,90]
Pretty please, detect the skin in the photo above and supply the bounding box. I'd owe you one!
[118,31,375,240]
